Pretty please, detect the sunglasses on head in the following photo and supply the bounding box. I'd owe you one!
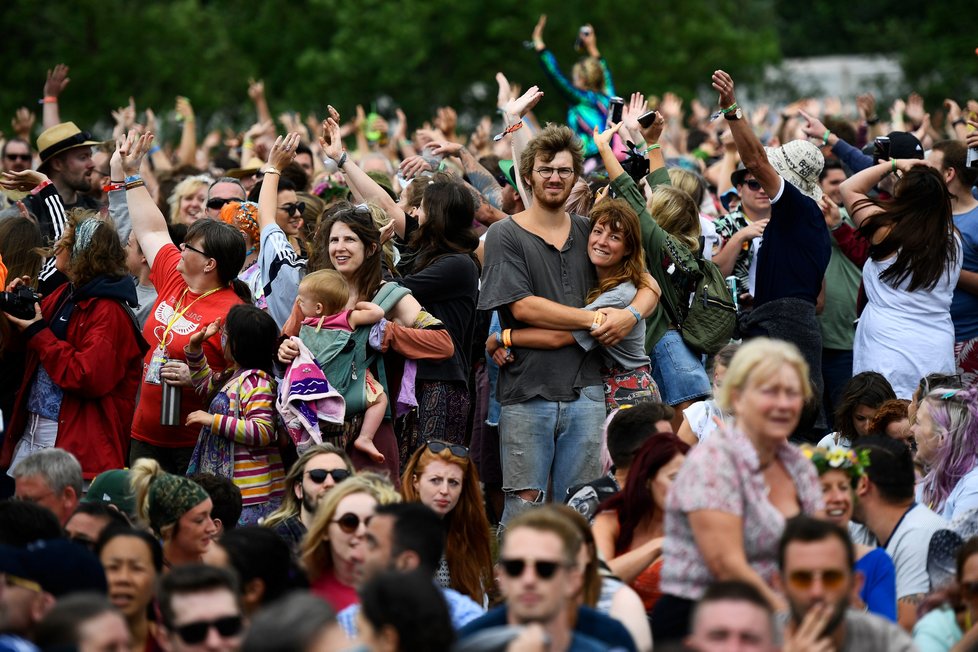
[744,179,762,191]
[786,569,847,591]
[307,468,351,484]
[279,201,306,217]
[206,197,236,211]
[426,440,469,458]
[332,512,370,534]
[174,615,243,644]
[498,558,568,580]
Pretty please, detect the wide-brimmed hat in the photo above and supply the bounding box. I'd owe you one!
[227,157,265,179]
[36,122,100,169]
[764,140,824,202]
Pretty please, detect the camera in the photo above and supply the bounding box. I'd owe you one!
[574,25,592,53]
[608,96,624,127]
[637,110,659,129]
[0,285,41,320]
[873,136,891,163]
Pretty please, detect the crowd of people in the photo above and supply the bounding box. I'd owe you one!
[2,16,978,652]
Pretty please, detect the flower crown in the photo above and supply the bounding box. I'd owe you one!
[801,445,871,479]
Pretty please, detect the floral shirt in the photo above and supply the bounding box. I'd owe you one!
[713,210,756,296]
[660,426,823,600]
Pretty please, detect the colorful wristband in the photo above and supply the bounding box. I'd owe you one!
[30,179,53,196]
[102,182,125,193]
[626,306,642,322]
[124,175,141,184]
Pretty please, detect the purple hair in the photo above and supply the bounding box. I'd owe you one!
[919,387,978,513]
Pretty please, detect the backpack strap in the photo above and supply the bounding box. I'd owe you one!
[372,282,412,313]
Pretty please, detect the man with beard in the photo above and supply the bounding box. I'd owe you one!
[479,124,654,524]
[776,516,913,651]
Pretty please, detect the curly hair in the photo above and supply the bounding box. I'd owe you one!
[833,372,896,446]
[518,124,584,189]
[58,209,127,288]
[585,199,649,303]
[867,399,911,438]
[218,201,260,252]
[401,443,493,605]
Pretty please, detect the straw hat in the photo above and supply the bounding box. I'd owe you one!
[36,122,99,169]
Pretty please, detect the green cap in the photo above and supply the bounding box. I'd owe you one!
[83,469,136,517]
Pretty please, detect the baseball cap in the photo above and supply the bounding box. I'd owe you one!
[82,469,136,517]
[0,539,107,597]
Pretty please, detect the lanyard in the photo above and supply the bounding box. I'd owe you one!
[158,286,222,352]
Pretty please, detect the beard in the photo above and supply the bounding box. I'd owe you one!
[530,179,573,211]
[790,596,849,639]
[301,490,321,516]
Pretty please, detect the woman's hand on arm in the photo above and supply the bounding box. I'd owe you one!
[120,130,171,268]
[258,132,298,229]
[593,280,658,346]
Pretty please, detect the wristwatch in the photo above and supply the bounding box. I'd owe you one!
[724,107,743,121]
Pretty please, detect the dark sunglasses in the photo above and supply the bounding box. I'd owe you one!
[279,201,306,217]
[961,581,978,598]
[332,512,370,534]
[498,558,568,580]
[4,153,31,162]
[175,615,243,644]
[786,569,847,591]
[307,468,351,484]
[744,179,762,191]
[426,440,469,458]
[206,197,236,211]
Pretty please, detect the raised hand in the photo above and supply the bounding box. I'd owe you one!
[711,70,737,110]
[503,85,544,119]
[112,97,137,129]
[394,108,408,142]
[430,139,463,158]
[319,118,344,160]
[856,93,877,121]
[905,92,926,126]
[434,106,458,139]
[622,92,648,135]
[639,111,667,145]
[659,92,683,121]
[144,107,159,135]
[175,96,195,122]
[797,109,829,140]
[593,122,622,152]
[532,14,547,50]
[187,318,221,351]
[945,99,963,124]
[247,78,265,102]
[11,108,35,140]
[118,129,155,176]
[43,64,70,98]
[398,155,434,179]
[268,132,300,170]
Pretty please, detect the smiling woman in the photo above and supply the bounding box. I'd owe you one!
[168,175,213,226]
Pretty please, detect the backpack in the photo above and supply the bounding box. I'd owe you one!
[661,237,736,356]
[298,282,411,415]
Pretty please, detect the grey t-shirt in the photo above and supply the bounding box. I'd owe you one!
[479,215,602,404]
[134,282,158,330]
[572,281,649,370]
[885,503,948,599]
[840,610,918,652]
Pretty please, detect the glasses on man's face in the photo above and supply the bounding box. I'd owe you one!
[174,615,244,645]
[331,512,369,534]
[279,202,306,217]
[498,557,568,580]
[4,153,31,162]
[534,167,575,180]
[306,468,351,484]
[786,569,847,591]
[206,197,236,211]
[744,179,763,191]
[426,440,469,458]
[179,242,211,258]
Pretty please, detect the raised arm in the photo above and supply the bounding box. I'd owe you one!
[258,131,300,230]
[248,79,272,125]
[41,64,70,129]
[119,130,172,268]
[174,97,197,167]
[711,71,782,198]
[501,83,545,209]
[839,158,926,230]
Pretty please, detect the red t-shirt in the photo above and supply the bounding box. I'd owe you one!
[131,244,243,448]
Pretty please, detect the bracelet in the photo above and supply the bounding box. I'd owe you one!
[822,130,831,146]
[125,180,145,190]
[720,102,739,114]
[262,166,280,176]
[30,179,53,196]
[39,96,57,104]
[102,182,125,193]
[337,151,349,168]
[149,145,161,155]
[866,116,880,126]
[891,159,897,173]
[502,329,513,348]
[243,139,255,149]
[641,143,661,155]
[124,174,141,184]
[953,118,967,127]
[626,306,642,322]
[590,312,605,331]
[493,121,524,142]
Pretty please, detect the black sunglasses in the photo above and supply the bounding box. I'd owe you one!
[426,440,469,458]
[498,558,568,580]
[5,153,31,162]
[175,615,243,644]
[307,468,351,484]
[206,197,236,211]
[279,201,306,217]
[332,512,369,534]
[744,179,762,191]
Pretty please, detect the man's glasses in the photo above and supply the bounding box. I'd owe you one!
[498,558,569,580]
[307,468,351,484]
[533,167,575,179]
[786,569,847,591]
[206,197,236,211]
[279,202,306,217]
[332,512,369,534]
[744,179,763,191]
[174,615,243,644]
[4,153,31,162]
[179,242,211,258]
[426,440,469,458]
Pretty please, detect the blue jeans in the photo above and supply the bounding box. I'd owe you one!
[498,386,605,525]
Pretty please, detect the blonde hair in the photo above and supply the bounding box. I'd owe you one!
[648,186,701,253]
[300,473,401,580]
[167,174,213,225]
[716,337,812,412]
[362,202,397,273]
[299,269,350,316]
[571,58,605,92]
[667,168,706,207]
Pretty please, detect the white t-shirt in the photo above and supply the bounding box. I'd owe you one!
[884,503,948,599]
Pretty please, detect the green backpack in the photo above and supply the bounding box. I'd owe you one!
[661,237,737,356]
[298,282,411,416]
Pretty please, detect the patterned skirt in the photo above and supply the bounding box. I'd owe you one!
[602,364,661,413]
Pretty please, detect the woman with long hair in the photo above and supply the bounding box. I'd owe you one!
[593,433,690,616]
[167,174,212,225]
[842,162,962,398]
[0,194,147,480]
[913,387,978,521]
[301,473,401,611]
[401,441,493,606]
[817,371,896,450]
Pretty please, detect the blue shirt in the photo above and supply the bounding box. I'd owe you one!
[337,585,484,639]
[458,605,635,652]
[950,205,978,341]
[855,547,897,622]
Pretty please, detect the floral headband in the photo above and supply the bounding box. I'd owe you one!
[801,445,870,479]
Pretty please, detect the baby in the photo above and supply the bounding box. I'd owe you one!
[296,270,387,463]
